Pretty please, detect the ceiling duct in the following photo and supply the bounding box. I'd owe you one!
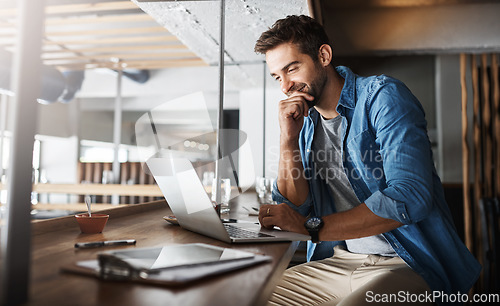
[36,65,66,104]
[1,52,150,104]
[0,50,65,104]
[59,70,85,104]
[120,69,150,84]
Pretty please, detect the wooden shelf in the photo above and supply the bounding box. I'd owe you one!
[0,183,163,197]
[31,203,126,212]
[33,183,163,197]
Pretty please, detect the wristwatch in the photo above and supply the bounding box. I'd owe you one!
[304,216,324,243]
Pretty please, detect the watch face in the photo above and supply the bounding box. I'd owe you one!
[306,217,322,229]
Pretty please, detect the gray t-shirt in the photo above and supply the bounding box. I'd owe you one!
[312,114,397,257]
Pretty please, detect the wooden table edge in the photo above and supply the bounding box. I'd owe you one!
[31,200,168,235]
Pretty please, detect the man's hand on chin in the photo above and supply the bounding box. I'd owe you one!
[258,203,308,235]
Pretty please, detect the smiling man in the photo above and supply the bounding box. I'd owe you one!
[255,15,480,306]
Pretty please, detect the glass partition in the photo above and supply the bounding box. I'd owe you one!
[26,0,229,218]
[0,0,312,218]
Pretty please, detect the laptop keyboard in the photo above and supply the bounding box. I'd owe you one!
[224,224,274,239]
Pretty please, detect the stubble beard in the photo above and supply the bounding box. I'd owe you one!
[287,64,328,109]
[307,66,328,108]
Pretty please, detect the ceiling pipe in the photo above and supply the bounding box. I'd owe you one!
[1,51,150,105]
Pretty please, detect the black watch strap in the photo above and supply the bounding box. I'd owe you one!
[309,229,320,244]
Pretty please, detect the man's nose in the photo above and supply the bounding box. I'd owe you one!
[281,78,294,95]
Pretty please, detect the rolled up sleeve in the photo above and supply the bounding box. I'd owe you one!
[272,179,312,216]
[365,80,434,225]
[364,190,411,224]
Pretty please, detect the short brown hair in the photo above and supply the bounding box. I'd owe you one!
[254,15,330,62]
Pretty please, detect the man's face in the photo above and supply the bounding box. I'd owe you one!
[266,42,327,107]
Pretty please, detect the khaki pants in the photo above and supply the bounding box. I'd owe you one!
[268,246,432,306]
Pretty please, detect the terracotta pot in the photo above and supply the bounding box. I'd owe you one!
[75,213,109,234]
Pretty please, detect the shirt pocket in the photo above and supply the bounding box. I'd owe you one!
[346,129,386,193]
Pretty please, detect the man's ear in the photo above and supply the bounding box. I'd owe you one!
[318,44,333,67]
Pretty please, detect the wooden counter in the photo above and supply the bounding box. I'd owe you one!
[25,194,298,306]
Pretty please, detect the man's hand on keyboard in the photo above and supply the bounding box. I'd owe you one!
[258,203,308,235]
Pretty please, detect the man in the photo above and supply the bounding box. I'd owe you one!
[255,15,480,305]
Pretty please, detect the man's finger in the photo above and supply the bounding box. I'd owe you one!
[260,215,275,230]
[289,91,314,101]
[292,102,303,120]
[258,204,272,221]
[281,100,305,120]
[284,95,312,117]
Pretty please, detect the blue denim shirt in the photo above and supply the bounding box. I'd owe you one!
[272,66,481,301]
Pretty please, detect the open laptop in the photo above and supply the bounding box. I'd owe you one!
[146,157,310,243]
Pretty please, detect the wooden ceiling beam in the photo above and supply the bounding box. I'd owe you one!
[43,51,197,61]
[45,1,139,15]
[0,1,139,18]
[0,1,206,71]
[53,58,208,70]
[0,26,168,38]
[41,44,189,54]
[1,35,179,47]
[111,60,209,70]
[43,35,179,46]
[46,26,168,37]
[46,14,152,26]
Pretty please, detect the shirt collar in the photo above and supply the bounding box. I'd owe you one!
[307,65,356,118]
[335,66,356,110]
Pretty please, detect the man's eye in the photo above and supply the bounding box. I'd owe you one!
[288,67,297,73]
